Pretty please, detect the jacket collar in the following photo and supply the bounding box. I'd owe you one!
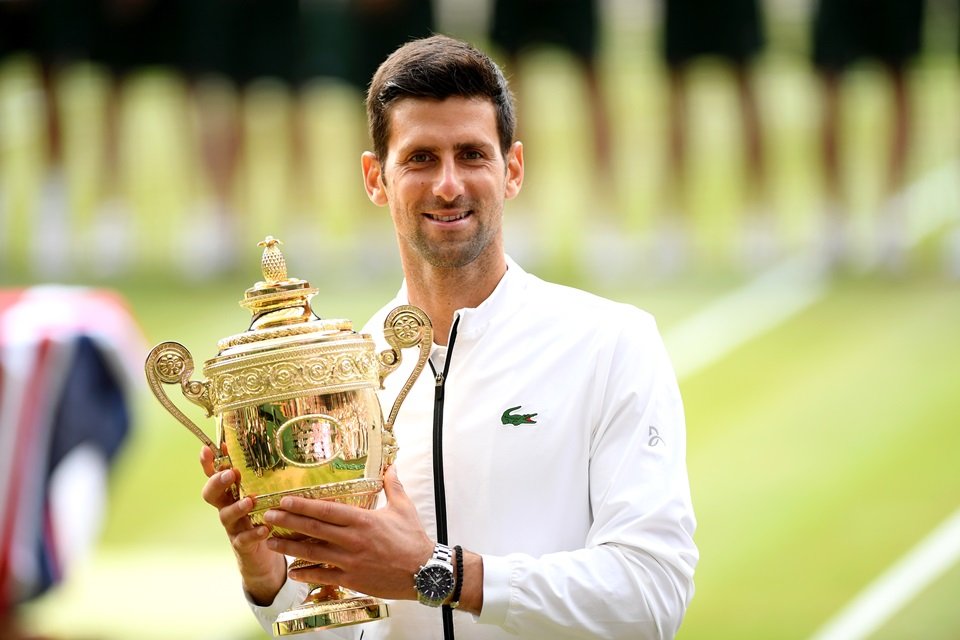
[392,255,528,343]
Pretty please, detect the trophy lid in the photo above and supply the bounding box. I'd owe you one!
[215,236,355,356]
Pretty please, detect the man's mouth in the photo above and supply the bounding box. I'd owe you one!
[426,211,470,222]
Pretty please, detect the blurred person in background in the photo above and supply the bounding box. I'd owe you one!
[656,0,771,275]
[949,0,960,279]
[0,0,91,278]
[87,0,182,274]
[178,0,300,277]
[0,287,143,640]
[298,0,437,131]
[811,0,927,272]
[179,0,434,278]
[0,0,44,276]
[298,0,435,264]
[200,34,697,640]
[345,0,436,96]
[488,0,612,193]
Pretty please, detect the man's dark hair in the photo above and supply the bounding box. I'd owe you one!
[366,34,516,162]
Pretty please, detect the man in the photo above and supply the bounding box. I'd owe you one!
[201,35,697,639]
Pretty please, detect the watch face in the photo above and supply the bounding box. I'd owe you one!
[416,564,455,601]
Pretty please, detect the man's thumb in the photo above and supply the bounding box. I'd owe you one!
[383,465,407,502]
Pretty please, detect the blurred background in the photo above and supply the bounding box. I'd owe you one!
[1,0,959,638]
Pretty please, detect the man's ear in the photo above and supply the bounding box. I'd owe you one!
[504,141,524,200]
[361,151,388,206]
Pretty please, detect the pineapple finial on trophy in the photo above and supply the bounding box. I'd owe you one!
[258,236,287,284]
[239,235,317,327]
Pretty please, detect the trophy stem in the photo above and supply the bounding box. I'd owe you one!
[272,568,388,636]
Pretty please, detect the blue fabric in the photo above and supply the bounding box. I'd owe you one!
[24,336,130,601]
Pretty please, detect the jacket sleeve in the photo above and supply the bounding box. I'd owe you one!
[477,315,698,639]
[246,576,363,639]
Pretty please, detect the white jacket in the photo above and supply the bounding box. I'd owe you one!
[251,258,698,639]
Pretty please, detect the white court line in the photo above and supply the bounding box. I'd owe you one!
[665,156,960,380]
[664,253,827,380]
[802,160,960,640]
[809,507,960,640]
[900,160,960,245]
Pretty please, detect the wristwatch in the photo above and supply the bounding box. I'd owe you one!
[414,542,456,607]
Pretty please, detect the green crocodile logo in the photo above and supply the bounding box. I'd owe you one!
[501,406,538,426]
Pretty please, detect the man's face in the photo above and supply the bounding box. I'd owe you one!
[362,97,523,270]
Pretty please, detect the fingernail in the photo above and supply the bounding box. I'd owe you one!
[279,497,292,508]
[263,510,277,523]
[219,470,233,483]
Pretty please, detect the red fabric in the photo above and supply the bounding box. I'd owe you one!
[0,337,52,610]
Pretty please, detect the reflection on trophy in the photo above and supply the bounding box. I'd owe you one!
[145,236,432,635]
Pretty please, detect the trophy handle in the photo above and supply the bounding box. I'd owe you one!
[145,341,230,470]
[378,306,433,462]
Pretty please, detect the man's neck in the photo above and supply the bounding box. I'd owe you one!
[403,255,507,345]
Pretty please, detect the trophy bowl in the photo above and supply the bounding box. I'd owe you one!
[145,237,432,636]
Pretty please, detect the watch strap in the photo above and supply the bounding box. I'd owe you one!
[432,542,453,564]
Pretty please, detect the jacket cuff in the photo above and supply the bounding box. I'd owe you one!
[246,576,309,633]
[476,554,511,627]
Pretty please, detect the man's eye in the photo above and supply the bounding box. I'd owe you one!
[462,150,482,160]
[410,153,431,163]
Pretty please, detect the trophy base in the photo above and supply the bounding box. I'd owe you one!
[273,585,389,636]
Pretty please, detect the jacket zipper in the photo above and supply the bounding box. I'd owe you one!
[429,315,459,640]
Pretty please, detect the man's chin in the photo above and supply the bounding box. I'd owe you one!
[418,246,485,270]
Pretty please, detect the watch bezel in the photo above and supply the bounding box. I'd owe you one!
[415,562,456,605]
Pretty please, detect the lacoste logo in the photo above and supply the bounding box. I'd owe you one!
[501,405,538,426]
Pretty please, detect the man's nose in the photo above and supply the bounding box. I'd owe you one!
[433,158,464,201]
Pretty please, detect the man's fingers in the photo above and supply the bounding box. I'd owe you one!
[201,468,239,508]
[200,444,216,477]
[267,537,336,565]
[286,563,345,587]
[263,507,353,546]
[232,523,271,552]
[200,443,231,477]
[219,495,257,533]
[273,496,359,526]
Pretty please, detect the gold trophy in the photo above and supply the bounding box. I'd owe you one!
[145,237,432,635]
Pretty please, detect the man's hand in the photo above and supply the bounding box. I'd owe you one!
[200,445,287,605]
[262,465,434,601]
